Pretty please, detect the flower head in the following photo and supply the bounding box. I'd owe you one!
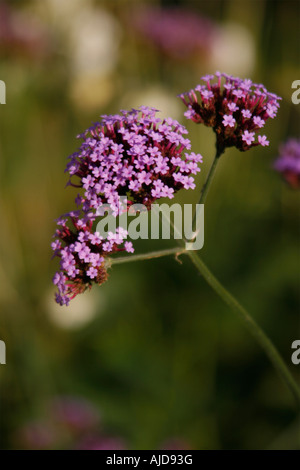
[66,106,202,212]
[273,138,300,188]
[179,72,281,153]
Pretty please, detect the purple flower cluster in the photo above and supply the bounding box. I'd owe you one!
[130,6,217,60]
[67,106,202,210]
[52,210,133,306]
[52,106,202,305]
[179,72,281,153]
[273,138,300,188]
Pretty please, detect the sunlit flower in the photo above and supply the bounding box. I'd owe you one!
[179,72,281,154]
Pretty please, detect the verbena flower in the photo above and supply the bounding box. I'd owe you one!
[66,106,202,212]
[273,138,300,188]
[179,72,281,153]
[53,106,203,305]
[51,210,132,306]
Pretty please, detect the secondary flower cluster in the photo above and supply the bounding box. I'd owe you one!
[179,72,281,153]
[273,138,300,188]
[52,106,202,305]
[51,210,135,306]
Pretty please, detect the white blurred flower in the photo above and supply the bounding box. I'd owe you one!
[122,86,182,120]
[35,0,122,78]
[34,0,121,109]
[209,22,255,76]
[68,8,121,78]
[46,289,104,329]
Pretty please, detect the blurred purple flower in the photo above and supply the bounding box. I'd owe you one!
[0,2,50,59]
[179,72,281,154]
[130,6,218,60]
[75,435,127,450]
[273,138,300,188]
[51,396,100,433]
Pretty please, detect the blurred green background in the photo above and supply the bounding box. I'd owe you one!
[0,0,299,450]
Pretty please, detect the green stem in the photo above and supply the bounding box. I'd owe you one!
[109,247,185,266]
[186,250,300,408]
[197,147,223,206]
